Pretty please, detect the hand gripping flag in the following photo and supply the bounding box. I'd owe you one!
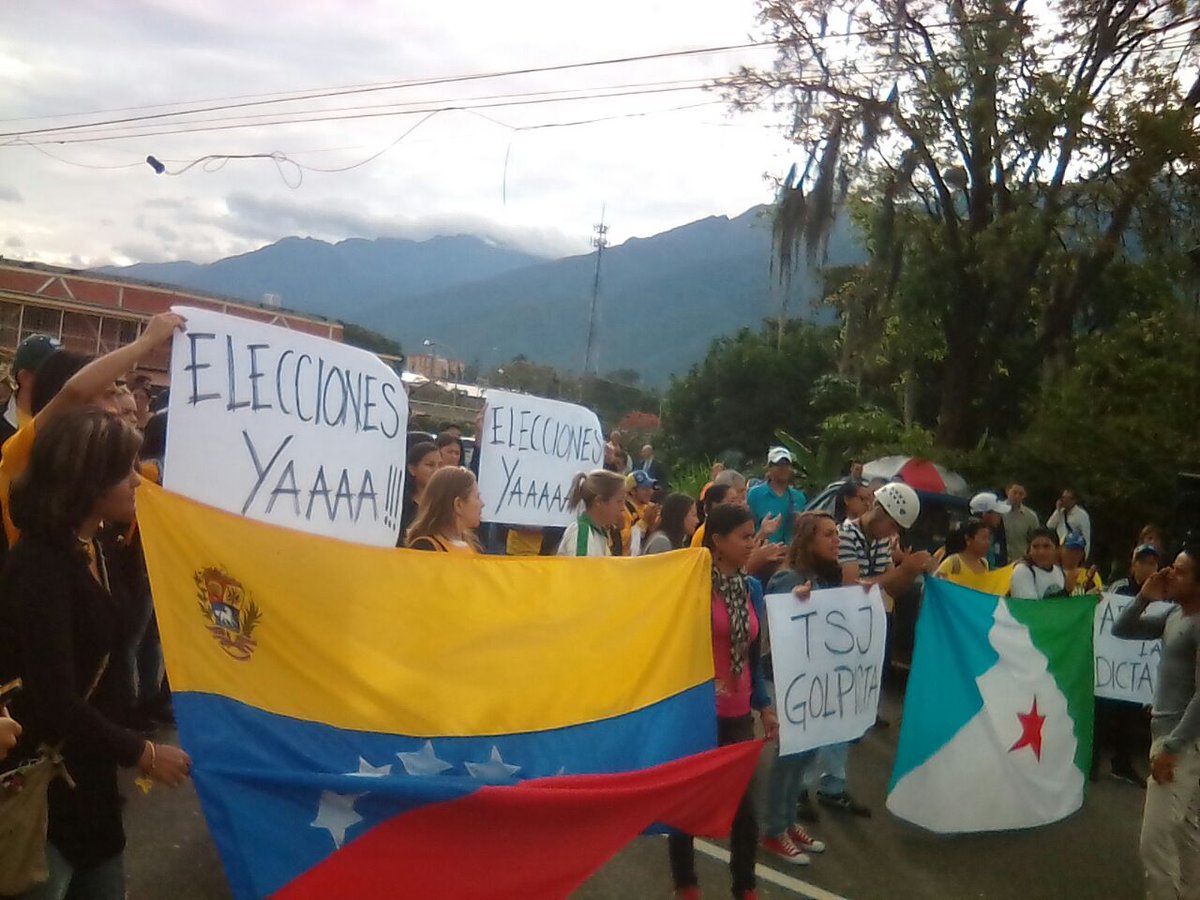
[886,579,1095,833]
[136,484,761,899]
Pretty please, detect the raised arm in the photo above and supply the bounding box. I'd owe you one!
[1112,570,1172,641]
[36,312,185,427]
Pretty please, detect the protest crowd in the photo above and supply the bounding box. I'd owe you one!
[0,316,1197,900]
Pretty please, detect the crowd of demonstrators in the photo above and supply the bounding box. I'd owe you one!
[1048,488,1093,559]
[0,313,193,900]
[1112,552,1200,899]
[406,467,483,554]
[668,503,777,900]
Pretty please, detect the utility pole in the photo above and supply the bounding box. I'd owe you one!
[583,207,608,376]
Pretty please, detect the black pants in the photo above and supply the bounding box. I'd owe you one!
[668,715,758,894]
[1093,698,1147,773]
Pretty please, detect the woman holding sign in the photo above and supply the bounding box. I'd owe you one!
[668,503,778,900]
[760,512,838,865]
[406,467,483,554]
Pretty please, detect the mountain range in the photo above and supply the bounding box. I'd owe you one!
[98,206,862,384]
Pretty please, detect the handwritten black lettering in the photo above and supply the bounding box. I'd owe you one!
[240,431,295,515]
[185,333,220,405]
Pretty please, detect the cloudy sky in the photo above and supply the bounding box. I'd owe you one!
[1,1,795,266]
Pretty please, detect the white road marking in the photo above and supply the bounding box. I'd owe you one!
[693,838,851,900]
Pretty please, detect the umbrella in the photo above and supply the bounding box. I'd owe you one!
[862,456,970,497]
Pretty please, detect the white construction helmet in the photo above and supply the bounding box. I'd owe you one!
[874,482,920,529]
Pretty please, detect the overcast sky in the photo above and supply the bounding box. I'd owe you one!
[1,0,794,266]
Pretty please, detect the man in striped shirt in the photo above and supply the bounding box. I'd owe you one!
[804,483,931,820]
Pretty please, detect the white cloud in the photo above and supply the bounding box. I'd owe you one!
[1,0,794,266]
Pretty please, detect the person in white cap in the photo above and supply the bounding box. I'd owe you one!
[805,482,931,819]
[747,446,807,547]
[969,491,1012,567]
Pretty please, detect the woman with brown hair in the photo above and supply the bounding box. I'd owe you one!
[405,466,484,553]
[0,408,191,900]
[760,512,840,865]
[669,502,778,900]
[398,441,440,542]
[556,469,627,558]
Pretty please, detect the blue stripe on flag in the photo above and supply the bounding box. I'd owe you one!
[889,579,1000,788]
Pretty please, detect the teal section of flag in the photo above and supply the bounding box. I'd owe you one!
[887,580,1095,833]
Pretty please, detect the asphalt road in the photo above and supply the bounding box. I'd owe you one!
[121,687,1148,900]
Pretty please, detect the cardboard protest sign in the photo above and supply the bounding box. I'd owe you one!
[477,389,605,527]
[1094,593,1168,705]
[164,306,408,547]
[766,585,887,756]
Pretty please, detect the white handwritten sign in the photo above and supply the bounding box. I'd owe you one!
[1094,592,1167,706]
[766,585,887,756]
[477,389,605,527]
[164,306,408,547]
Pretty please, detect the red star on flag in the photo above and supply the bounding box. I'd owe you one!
[1008,698,1046,761]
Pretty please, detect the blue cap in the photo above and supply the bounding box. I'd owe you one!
[1133,543,1160,559]
[1063,532,1087,551]
[631,470,657,489]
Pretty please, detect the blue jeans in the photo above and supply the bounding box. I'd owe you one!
[810,742,849,795]
[17,845,124,900]
[764,747,817,836]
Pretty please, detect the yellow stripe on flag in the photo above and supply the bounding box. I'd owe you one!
[939,564,1014,596]
[136,483,714,737]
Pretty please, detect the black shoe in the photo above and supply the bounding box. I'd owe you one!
[796,791,819,823]
[817,790,871,818]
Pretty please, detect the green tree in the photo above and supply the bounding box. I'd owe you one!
[970,311,1200,566]
[734,0,1200,447]
[661,319,838,461]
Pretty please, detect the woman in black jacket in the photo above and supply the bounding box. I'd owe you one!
[0,408,190,900]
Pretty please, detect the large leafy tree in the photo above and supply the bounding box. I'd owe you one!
[661,320,837,461]
[731,0,1200,447]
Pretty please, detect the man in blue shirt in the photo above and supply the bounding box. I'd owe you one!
[747,446,807,546]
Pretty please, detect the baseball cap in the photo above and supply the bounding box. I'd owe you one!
[767,446,795,466]
[11,334,62,378]
[631,470,657,489]
[1063,532,1087,551]
[1133,543,1160,559]
[969,491,1012,515]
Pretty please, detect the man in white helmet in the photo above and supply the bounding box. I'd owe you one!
[802,482,932,820]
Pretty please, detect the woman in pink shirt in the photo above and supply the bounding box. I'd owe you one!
[668,502,779,900]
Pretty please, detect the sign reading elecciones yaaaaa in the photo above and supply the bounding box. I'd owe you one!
[766,585,887,757]
[476,389,605,527]
[164,306,407,547]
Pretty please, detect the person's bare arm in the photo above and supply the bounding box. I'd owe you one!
[36,312,185,427]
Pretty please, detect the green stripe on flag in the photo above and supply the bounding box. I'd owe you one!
[1004,595,1097,777]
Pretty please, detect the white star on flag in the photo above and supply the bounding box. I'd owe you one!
[350,757,392,777]
[398,741,453,776]
[310,790,365,849]
[465,746,521,782]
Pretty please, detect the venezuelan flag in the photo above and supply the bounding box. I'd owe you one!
[136,485,760,899]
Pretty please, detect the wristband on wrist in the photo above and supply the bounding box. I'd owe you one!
[144,740,156,772]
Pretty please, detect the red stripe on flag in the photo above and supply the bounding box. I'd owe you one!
[273,740,763,900]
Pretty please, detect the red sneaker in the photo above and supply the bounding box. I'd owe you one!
[735,892,758,900]
[674,888,701,900]
[760,834,811,865]
[788,824,827,854]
